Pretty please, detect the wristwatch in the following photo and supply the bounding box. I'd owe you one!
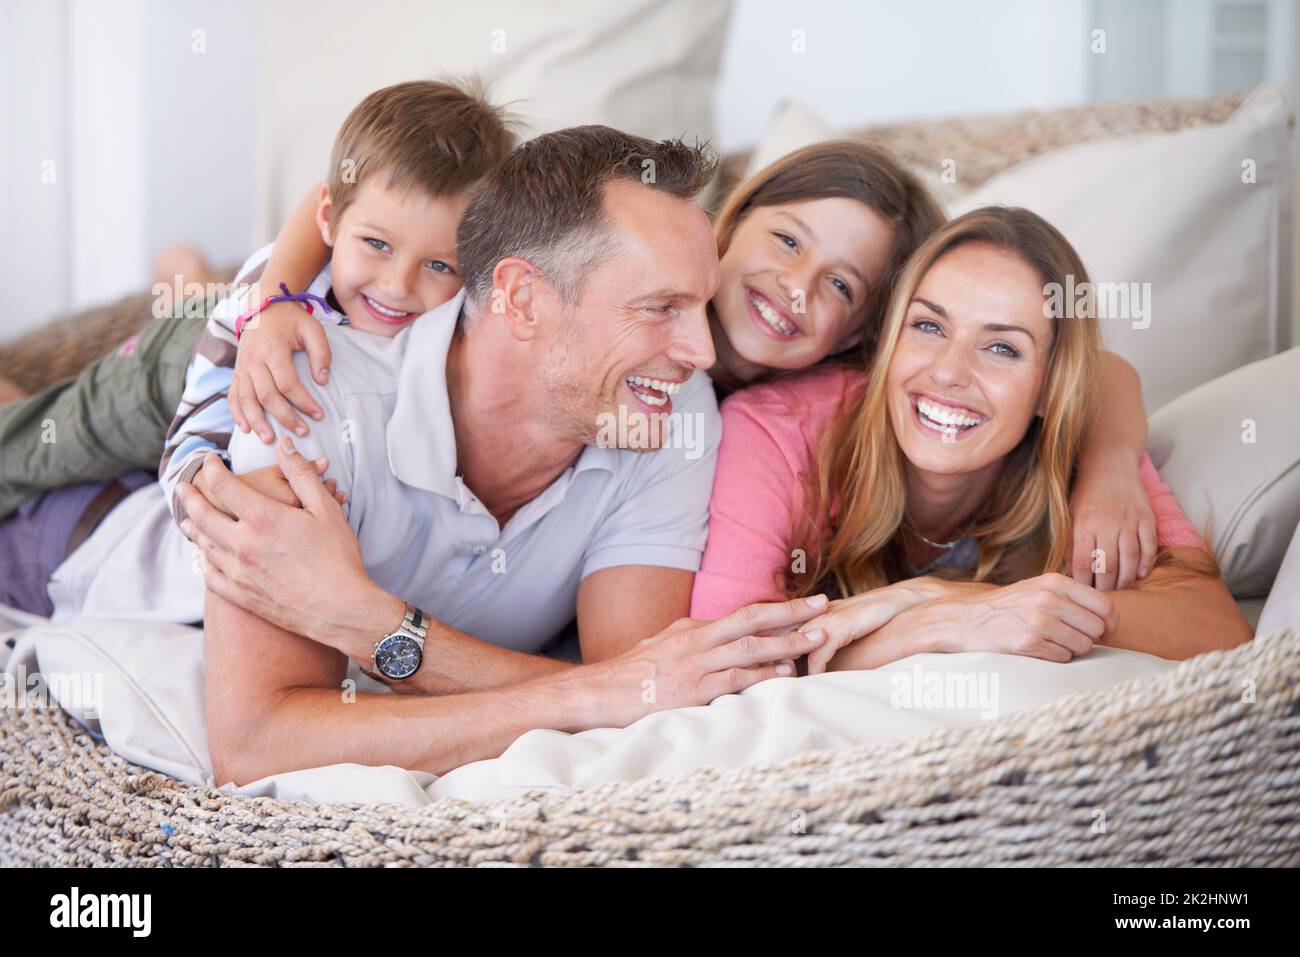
[367,602,429,681]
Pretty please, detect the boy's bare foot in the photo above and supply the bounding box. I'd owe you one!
[153,242,220,290]
[0,371,27,405]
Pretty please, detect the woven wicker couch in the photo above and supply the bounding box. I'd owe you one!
[3,92,1298,867]
[2,625,1296,866]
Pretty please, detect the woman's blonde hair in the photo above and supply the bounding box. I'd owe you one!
[790,206,1104,597]
[709,140,945,395]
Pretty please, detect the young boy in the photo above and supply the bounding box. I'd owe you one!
[0,78,516,618]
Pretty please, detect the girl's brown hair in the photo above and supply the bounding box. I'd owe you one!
[709,140,945,394]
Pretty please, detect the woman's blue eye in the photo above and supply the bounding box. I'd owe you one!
[912,318,941,334]
[990,342,1020,359]
[365,238,390,253]
[773,231,798,251]
[428,260,455,275]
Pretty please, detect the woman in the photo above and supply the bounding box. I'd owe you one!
[691,206,1252,668]
[229,141,1157,589]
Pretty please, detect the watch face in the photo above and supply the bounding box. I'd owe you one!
[375,634,421,679]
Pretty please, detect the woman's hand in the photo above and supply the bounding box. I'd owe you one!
[802,582,937,675]
[230,300,333,443]
[804,576,1004,674]
[848,572,1116,667]
[1069,451,1157,591]
[177,437,381,655]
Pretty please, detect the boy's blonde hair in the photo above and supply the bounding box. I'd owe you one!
[326,77,518,225]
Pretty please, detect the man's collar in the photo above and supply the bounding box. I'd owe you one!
[386,289,625,502]
[386,290,466,497]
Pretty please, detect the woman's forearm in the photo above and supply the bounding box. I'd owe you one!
[824,602,941,671]
[259,184,331,295]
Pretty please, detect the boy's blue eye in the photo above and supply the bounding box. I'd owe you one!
[365,237,390,253]
[427,260,455,275]
[830,277,852,300]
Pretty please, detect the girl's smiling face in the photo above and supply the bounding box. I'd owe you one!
[712,198,894,380]
[886,241,1054,477]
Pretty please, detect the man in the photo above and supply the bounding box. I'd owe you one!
[175,127,829,784]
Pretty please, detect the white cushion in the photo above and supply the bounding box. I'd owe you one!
[1258,521,1300,636]
[254,0,732,239]
[1148,345,1300,600]
[3,616,1172,805]
[950,85,1292,412]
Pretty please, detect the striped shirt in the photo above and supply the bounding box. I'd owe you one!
[158,243,345,524]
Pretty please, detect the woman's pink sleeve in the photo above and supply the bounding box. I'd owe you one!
[690,400,806,619]
[1139,451,1206,549]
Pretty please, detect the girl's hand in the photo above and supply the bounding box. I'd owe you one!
[1069,455,1157,591]
[902,572,1116,663]
[230,300,334,444]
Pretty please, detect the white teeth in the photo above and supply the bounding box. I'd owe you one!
[364,294,409,317]
[917,398,983,429]
[749,291,797,336]
[626,375,682,397]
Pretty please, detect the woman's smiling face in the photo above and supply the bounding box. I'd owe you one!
[886,241,1054,477]
[712,197,894,379]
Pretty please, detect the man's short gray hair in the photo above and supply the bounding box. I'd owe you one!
[456,125,718,321]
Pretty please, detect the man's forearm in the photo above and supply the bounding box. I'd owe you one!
[333,585,575,695]
[238,681,588,782]
[204,588,593,785]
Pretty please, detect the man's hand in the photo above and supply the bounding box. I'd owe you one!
[178,437,394,655]
[571,595,831,728]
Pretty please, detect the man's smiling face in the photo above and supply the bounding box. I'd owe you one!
[536,179,720,451]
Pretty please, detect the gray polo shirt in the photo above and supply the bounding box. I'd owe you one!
[228,287,722,650]
[50,290,721,653]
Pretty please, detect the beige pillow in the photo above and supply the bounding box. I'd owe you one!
[741,99,969,210]
[1148,346,1300,599]
[254,0,732,240]
[950,85,1292,412]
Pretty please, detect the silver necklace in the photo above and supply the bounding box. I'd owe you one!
[903,520,969,551]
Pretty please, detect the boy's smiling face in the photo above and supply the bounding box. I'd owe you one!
[316,176,469,336]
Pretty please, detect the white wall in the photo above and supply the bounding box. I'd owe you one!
[0,0,263,341]
[714,0,1090,152]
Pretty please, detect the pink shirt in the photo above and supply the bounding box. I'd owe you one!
[691,365,1205,619]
